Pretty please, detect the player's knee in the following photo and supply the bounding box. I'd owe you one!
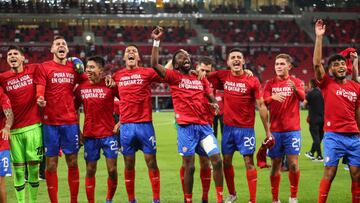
[146,158,158,170]
[46,162,57,172]
[288,162,298,172]
[211,158,223,171]
[108,168,118,179]
[86,168,96,178]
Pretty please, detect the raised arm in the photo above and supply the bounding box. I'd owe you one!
[151,27,166,78]
[351,52,359,83]
[313,20,326,81]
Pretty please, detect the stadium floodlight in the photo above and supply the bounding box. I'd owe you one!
[83,32,95,44]
[203,36,209,42]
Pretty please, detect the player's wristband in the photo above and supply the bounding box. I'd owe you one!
[153,40,160,47]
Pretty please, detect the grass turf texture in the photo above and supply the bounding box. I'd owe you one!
[5,111,351,202]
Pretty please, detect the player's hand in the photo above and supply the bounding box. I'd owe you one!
[271,93,285,102]
[189,69,206,80]
[315,19,326,37]
[1,126,10,141]
[209,102,220,115]
[151,26,164,41]
[264,133,275,149]
[37,96,47,107]
[350,52,358,60]
[68,57,84,73]
[113,121,121,134]
[105,75,116,88]
[244,69,253,77]
[287,79,297,91]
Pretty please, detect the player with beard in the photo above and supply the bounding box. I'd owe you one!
[75,56,119,203]
[313,19,360,203]
[0,88,13,203]
[34,36,81,203]
[151,27,224,203]
[263,53,305,203]
[112,45,161,203]
[207,48,271,203]
[0,45,43,203]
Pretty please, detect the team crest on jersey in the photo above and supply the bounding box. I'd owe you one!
[182,147,188,153]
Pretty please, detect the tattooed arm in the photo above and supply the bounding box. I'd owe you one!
[2,108,13,140]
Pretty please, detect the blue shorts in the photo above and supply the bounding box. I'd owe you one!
[222,125,256,155]
[84,135,119,162]
[323,132,360,167]
[43,124,80,156]
[0,150,11,176]
[177,124,220,157]
[268,131,301,158]
[120,122,157,156]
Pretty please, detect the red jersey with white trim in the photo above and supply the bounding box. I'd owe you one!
[112,67,162,123]
[75,79,117,138]
[318,74,360,133]
[208,70,262,128]
[0,64,41,129]
[34,60,79,125]
[164,69,212,125]
[263,76,304,132]
[0,88,11,151]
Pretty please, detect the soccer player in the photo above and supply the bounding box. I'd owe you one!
[34,36,81,203]
[263,53,305,203]
[0,88,13,203]
[0,45,43,203]
[304,79,324,161]
[313,19,360,203]
[74,56,119,203]
[151,27,224,203]
[207,48,271,203]
[112,45,161,203]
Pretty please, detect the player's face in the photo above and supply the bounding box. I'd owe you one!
[330,59,347,80]
[123,46,140,68]
[51,39,69,60]
[7,49,25,69]
[175,51,191,72]
[196,63,212,77]
[227,52,245,72]
[86,60,103,82]
[274,58,291,77]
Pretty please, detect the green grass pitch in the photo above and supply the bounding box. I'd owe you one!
[5,111,352,202]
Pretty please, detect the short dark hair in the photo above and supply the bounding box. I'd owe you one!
[198,56,214,67]
[53,35,65,41]
[87,56,105,69]
[172,50,184,68]
[327,54,346,68]
[7,45,24,55]
[276,53,294,65]
[227,48,243,60]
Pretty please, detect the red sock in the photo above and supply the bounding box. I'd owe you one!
[184,193,192,203]
[180,167,185,197]
[85,177,95,203]
[106,177,118,201]
[352,181,360,203]
[318,178,331,203]
[289,170,300,198]
[68,167,79,203]
[216,186,223,203]
[125,169,135,201]
[223,165,236,195]
[45,170,58,203]
[149,169,160,201]
[200,167,211,201]
[246,169,257,203]
[270,174,281,201]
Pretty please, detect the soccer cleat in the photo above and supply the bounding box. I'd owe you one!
[305,152,315,160]
[272,201,281,203]
[289,197,298,203]
[201,200,208,203]
[129,200,137,203]
[224,194,237,203]
[106,200,113,203]
[152,200,160,203]
[313,156,324,162]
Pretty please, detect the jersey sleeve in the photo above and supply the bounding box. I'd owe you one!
[0,88,11,110]
[73,85,82,110]
[202,77,213,95]
[263,80,273,105]
[164,69,180,85]
[294,78,305,101]
[207,71,224,90]
[149,68,165,83]
[34,64,47,86]
[253,77,263,99]
[317,74,330,89]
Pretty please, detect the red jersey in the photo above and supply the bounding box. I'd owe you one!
[112,67,162,123]
[0,64,41,129]
[164,69,212,125]
[318,74,360,133]
[208,70,262,128]
[263,76,304,132]
[75,79,117,138]
[34,60,79,125]
[0,88,11,151]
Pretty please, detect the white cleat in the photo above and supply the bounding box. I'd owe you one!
[224,194,237,203]
[272,200,281,203]
[289,197,298,203]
